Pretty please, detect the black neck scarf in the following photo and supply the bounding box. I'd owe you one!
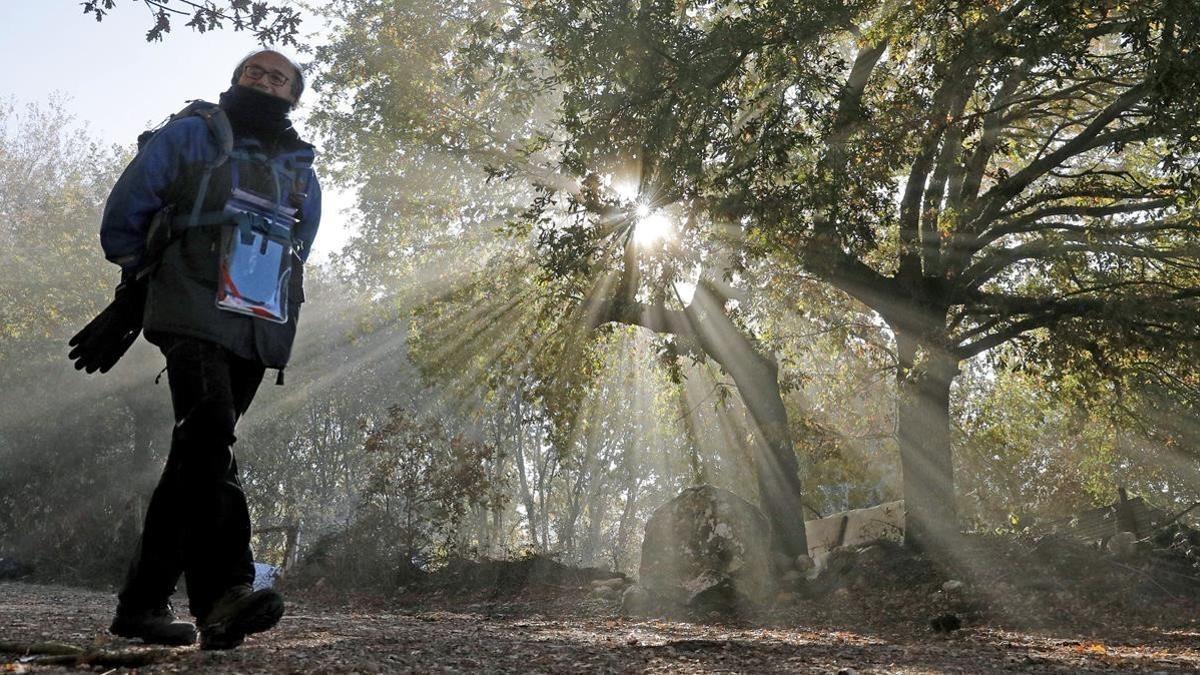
[218,85,297,146]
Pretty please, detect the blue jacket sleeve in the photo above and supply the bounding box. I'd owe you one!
[99,117,215,275]
[295,167,322,263]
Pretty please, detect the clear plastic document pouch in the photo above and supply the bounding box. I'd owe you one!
[216,188,298,324]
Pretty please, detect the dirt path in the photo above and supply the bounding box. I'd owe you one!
[3,581,1200,673]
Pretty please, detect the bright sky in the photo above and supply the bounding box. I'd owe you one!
[0,1,355,263]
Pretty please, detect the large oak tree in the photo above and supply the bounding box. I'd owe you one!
[509,0,1200,550]
[310,0,1200,555]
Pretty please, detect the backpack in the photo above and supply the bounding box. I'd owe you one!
[139,101,305,325]
[136,101,235,281]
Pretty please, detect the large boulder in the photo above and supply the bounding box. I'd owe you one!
[638,485,775,609]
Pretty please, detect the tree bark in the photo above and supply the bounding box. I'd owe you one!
[612,479,642,573]
[580,486,606,567]
[513,441,541,550]
[489,476,506,558]
[894,333,960,552]
[510,393,544,551]
[728,350,810,559]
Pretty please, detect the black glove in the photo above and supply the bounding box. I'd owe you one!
[67,278,148,374]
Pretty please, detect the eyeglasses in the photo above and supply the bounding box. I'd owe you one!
[241,64,291,87]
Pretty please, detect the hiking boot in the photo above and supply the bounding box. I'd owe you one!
[198,586,284,650]
[109,604,197,646]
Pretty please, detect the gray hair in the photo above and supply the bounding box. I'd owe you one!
[230,49,306,106]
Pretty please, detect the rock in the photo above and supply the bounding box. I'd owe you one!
[0,557,33,580]
[774,590,800,607]
[780,569,803,585]
[590,577,626,591]
[805,500,905,557]
[684,570,743,612]
[1107,531,1138,557]
[812,550,831,574]
[818,546,858,579]
[638,485,776,608]
[856,543,894,568]
[794,555,815,574]
[620,584,655,615]
[929,613,962,632]
[942,579,965,593]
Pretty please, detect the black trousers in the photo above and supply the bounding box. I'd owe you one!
[117,336,265,621]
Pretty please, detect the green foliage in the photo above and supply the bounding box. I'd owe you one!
[0,404,153,584]
[491,0,1200,541]
[0,99,159,585]
[0,97,123,363]
[170,0,1200,576]
[79,0,303,44]
[286,405,502,592]
[361,406,499,559]
[957,357,1200,531]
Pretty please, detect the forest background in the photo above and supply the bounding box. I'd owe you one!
[2,0,1200,591]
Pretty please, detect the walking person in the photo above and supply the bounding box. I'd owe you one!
[69,49,321,650]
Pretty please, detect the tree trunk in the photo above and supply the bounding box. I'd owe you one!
[732,357,810,558]
[675,385,708,484]
[533,432,556,552]
[612,479,642,573]
[473,504,490,555]
[513,423,542,550]
[481,444,508,557]
[686,285,809,559]
[601,270,809,557]
[894,333,959,552]
[559,497,581,561]
[489,491,505,558]
[580,488,606,567]
[507,388,545,551]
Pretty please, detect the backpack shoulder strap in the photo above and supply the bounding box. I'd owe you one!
[139,101,230,155]
[131,102,237,277]
[181,102,233,170]
[166,101,233,228]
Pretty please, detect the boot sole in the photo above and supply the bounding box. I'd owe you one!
[110,620,197,646]
[230,591,284,635]
[200,591,284,650]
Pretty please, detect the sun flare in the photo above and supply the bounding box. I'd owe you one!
[634,211,673,246]
[613,178,640,202]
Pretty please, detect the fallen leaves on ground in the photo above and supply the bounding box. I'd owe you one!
[3,581,1200,673]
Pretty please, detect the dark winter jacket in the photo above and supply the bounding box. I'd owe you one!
[100,108,321,369]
